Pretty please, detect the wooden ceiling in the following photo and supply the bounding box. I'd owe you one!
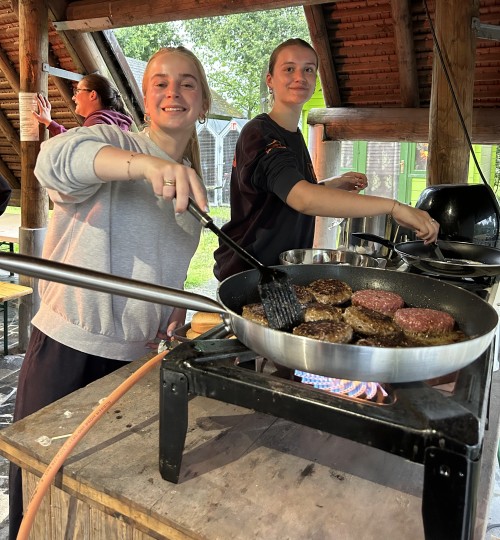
[0,0,499,203]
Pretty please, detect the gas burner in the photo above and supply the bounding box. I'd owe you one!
[159,337,494,540]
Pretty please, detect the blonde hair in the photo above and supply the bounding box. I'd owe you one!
[142,47,211,178]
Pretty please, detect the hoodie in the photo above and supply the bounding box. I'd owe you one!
[47,109,133,137]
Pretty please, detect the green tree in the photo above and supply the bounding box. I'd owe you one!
[184,8,309,118]
[114,23,182,61]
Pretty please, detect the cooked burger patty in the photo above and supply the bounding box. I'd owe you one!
[293,284,316,307]
[343,305,402,337]
[241,303,268,326]
[292,320,353,343]
[351,289,405,316]
[306,278,352,305]
[394,307,455,335]
[404,330,468,346]
[356,334,408,348]
[304,302,343,322]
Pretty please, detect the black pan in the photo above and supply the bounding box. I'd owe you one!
[352,232,500,278]
[0,253,496,383]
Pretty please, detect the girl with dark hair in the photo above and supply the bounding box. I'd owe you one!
[33,73,133,136]
[214,38,439,281]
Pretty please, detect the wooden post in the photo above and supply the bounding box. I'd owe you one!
[428,0,479,185]
[18,0,50,349]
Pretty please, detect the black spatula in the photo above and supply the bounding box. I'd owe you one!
[187,199,304,331]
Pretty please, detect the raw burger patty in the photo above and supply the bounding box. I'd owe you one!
[351,289,404,316]
[306,278,352,305]
[394,308,455,335]
[304,302,343,322]
[343,305,402,337]
[242,303,268,326]
[292,320,353,343]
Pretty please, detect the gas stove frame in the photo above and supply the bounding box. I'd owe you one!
[159,338,494,540]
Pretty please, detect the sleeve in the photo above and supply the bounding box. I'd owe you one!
[47,121,67,137]
[0,176,12,215]
[34,125,139,204]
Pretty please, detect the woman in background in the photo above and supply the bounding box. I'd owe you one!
[33,73,133,135]
[10,46,210,539]
[214,38,439,281]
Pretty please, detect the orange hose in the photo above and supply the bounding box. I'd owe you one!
[17,349,169,540]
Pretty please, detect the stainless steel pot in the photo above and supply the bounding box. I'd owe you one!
[337,215,404,259]
[0,252,496,384]
[279,248,385,268]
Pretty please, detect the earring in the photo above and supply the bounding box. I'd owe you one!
[198,115,206,124]
[268,88,273,95]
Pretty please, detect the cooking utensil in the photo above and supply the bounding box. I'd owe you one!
[0,252,496,383]
[279,248,385,268]
[432,243,445,261]
[187,199,303,332]
[352,232,500,278]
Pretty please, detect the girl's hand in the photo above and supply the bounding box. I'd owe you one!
[146,307,187,349]
[131,154,208,213]
[323,171,368,192]
[392,202,440,244]
[32,94,53,127]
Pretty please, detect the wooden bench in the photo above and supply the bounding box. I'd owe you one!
[0,282,32,354]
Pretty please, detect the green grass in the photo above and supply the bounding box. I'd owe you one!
[185,206,230,289]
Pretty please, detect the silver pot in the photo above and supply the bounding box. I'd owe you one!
[279,248,385,268]
[337,215,405,258]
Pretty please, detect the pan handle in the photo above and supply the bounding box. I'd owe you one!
[351,232,396,249]
[0,252,227,315]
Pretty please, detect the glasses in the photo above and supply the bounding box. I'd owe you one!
[73,88,92,96]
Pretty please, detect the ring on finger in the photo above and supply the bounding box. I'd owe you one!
[163,179,176,187]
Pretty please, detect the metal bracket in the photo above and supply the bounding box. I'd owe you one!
[42,64,83,82]
[52,17,113,32]
[472,17,500,41]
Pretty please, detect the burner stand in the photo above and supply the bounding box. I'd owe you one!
[159,339,493,540]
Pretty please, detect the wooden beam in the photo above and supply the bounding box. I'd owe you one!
[428,0,479,185]
[0,44,20,94]
[0,108,21,156]
[304,4,341,107]
[390,0,419,107]
[307,107,500,145]
[61,0,335,31]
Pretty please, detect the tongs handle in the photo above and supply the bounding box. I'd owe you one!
[187,199,265,272]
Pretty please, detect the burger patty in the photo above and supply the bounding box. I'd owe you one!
[343,305,403,337]
[307,278,352,305]
[304,302,343,322]
[241,303,268,326]
[293,284,316,307]
[355,334,408,348]
[292,320,353,343]
[351,289,405,316]
[394,307,455,335]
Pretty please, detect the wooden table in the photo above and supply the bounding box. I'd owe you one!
[0,354,498,540]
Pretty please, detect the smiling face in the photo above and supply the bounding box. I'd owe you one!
[266,44,318,109]
[143,51,208,138]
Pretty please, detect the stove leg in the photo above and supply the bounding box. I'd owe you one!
[422,447,479,540]
[159,370,189,483]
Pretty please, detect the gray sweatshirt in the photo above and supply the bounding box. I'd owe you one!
[33,124,201,360]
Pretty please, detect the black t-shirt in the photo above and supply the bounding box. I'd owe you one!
[213,113,317,281]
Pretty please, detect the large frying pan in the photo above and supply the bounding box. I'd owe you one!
[352,232,500,278]
[0,253,496,383]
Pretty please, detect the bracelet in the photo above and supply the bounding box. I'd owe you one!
[390,199,399,216]
[126,153,139,181]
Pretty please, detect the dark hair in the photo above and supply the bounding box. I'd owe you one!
[81,73,131,118]
[268,38,319,75]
